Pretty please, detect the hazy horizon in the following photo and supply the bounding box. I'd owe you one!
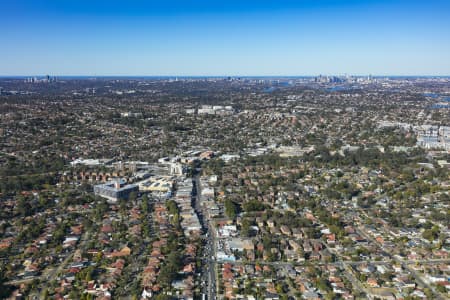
[2,75,450,78]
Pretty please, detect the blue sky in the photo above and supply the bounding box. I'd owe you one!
[1,0,450,76]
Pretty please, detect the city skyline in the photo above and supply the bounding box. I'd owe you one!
[2,0,450,76]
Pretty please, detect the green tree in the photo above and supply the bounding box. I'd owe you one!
[0,271,13,299]
[225,199,238,219]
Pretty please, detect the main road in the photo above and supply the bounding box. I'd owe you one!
[193,175,216,300]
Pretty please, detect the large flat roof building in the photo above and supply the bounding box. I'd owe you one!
[94,179,138,203]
